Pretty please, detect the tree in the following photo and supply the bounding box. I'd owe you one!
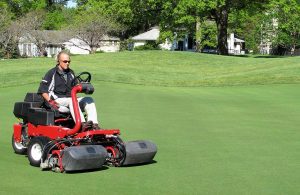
[3,0,46,17]
[159,0,267,55]
[70,10,123,53]
[76,0,163,39]
[201,20,217,50]
[43,8,76,30]
[172,0,206,52]
[15,10,49,56]
[0,4,14,58]
[228,8,264,53]
[265,0,300,55]
[207,0,268,55]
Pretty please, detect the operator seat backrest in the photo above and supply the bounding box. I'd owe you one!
[13,93,43,121]
[24,93,43,103]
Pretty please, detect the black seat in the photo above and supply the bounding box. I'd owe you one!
[14,93,73,126]
[13,93,43,121]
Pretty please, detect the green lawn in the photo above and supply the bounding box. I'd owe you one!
[1,52,300,194]
[1,51,300,88]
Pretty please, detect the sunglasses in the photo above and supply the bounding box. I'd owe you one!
[62,60,71,63]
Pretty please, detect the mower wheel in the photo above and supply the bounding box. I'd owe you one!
[12,134,27,154]
[27,136,50,167]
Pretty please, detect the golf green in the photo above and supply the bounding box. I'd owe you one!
[1,82,299,194]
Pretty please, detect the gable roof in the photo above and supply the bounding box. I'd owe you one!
[19,30,70,45]
[19,30,120,45]
[132,27,160,41]
[234,37,245,43]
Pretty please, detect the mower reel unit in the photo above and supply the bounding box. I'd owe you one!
[12,73,157,172]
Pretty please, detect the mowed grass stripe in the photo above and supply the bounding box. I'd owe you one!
[1,83,300,194]
[1,51,300,87]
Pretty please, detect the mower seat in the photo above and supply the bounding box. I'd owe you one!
[13,93,43,121]
[14,93,76,126]
[13,93,67,125]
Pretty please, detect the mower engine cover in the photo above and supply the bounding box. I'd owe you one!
[123,140,157,166]
[62,145,107,171]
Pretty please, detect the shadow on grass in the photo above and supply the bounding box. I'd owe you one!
[226,54,290,58]
[42,161,158,174]
[120,160,158,168]
[229,54,289,58]
[253,55,286,58]
[229,54,250,58]
[64,166,109,174]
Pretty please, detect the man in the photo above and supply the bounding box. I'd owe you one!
[37,51,100,130]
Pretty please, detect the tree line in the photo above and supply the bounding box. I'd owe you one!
[0,0,299,58]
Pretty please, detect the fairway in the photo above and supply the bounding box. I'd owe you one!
[1,52,300,194]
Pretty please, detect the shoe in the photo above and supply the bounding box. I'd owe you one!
[93,123,101,130]
[81,120,93,131]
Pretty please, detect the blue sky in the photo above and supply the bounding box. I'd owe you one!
[67,1,77,8]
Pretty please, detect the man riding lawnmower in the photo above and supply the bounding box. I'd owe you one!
[38,51,100,131]
[12,52,157,172]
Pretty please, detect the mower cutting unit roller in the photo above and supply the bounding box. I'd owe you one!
[12,72,157,172]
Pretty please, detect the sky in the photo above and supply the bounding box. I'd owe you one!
[67,0,77,8]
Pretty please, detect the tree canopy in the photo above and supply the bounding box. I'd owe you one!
[0,0,299,58]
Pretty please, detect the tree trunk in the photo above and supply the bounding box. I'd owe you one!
[195,16,202,52]
[215,7,229,55]
[37,43,47,57]
[90,46,97,54]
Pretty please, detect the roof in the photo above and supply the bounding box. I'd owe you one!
[19,30,120,45]
[132,27,160,41]
[19,30,70,45]
[234,38,245,43]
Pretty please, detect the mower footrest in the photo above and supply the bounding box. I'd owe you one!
[123,140,157,166]
[62,145,108,171]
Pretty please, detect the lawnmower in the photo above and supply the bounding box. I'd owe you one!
[12,72,157,172]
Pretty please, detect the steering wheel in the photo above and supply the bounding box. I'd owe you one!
[76,72,91,83]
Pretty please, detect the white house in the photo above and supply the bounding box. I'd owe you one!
[64,35,120,55]
[227,33,245,55]
[18,30,120,57]
[132,27,193,51]
[18,31,66,57]
[132,27,160,47]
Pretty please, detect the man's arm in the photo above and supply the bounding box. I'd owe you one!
[41,93,50,102]
[38,68,54,97]
[42,92,59,110]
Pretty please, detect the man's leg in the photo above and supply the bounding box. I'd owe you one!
[56,97,86,122]
[78,97,99,126]
[55,97,71,113]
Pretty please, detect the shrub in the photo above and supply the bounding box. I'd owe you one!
[134,41,160,51]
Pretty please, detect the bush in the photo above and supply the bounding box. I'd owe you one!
[134,41,160,51]
[120,39,134,51]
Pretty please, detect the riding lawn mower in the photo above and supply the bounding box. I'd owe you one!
[12,72,157,172]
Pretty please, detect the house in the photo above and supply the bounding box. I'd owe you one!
[131,27,194,51]
[227,33,245,55]
[18,30,120,57]
[18,30,67,57]
[132,28,246,54]
[64,35,120,55]
[132,26,160,48]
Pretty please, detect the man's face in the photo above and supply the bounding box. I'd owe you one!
[58,53,71,70]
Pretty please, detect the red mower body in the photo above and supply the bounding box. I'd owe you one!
[12,81,157,172]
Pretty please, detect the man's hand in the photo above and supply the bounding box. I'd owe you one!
[48,99,59,110]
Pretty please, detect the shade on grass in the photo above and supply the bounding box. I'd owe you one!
[1,82,300,195]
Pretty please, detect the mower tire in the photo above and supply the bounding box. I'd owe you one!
[12,134,27,154]
[27,136,50,167]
